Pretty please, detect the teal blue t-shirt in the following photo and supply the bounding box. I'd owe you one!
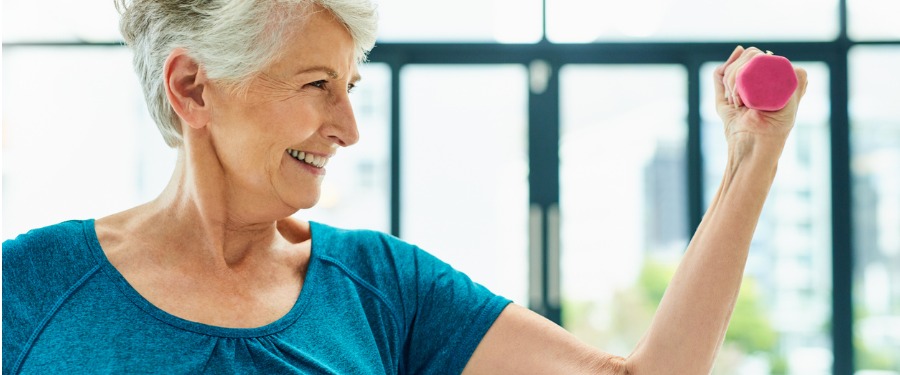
[2,220,510,374]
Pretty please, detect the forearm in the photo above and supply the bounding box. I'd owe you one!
[626,136,786,374]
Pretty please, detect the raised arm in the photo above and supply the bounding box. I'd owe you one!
[462,46,808,375]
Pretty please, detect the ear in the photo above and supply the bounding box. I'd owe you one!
[164,48,210,130]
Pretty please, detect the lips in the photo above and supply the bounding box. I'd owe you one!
[286,149,329,168]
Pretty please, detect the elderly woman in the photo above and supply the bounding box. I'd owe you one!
[2,0,807,374]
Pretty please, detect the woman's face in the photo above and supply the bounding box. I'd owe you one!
[203,9,360,214]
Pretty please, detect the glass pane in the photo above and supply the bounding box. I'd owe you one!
[702,61,833,374]
[299,63,392,233]
[2,47,173,240]
[547,0,838,42]
[559,65,689,356]
[848,0,900,41]
[850,46,900,374]
[377,0,542,43]
[400,65,529,304]
[3,0,122,42]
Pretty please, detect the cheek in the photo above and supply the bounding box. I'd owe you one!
[267,98,326,137]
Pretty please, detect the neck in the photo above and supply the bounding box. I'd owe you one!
[141,148,296,268]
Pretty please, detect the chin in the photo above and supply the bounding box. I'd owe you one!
[291,192,321,211]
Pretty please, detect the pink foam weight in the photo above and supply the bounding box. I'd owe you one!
[735,54,798,111]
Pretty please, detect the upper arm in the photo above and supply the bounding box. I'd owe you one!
[462,303,630,375]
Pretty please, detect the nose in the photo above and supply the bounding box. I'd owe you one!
[323,93,359,147]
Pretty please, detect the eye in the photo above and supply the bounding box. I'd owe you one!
[306,80,327,90]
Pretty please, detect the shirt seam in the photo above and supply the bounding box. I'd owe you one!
[10,264,101,375]
[317,254,403,348]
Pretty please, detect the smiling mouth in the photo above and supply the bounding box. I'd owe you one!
[287,149,328,168]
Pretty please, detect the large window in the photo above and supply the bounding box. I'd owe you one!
[559,65,688,356]
[546,0,838,42]
[4,1,898,374]
[400,65,530,304]
[848,0,900,40]
[850,46,900,373]
[377,0,543,43]
[2,47,170,238]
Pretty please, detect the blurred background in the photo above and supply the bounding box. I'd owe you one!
[2,0,899,373]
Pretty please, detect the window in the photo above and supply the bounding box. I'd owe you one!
[848,0,900,40]
[559,65,689,355]
[850,46,900,373]
[400,65,530,304]
[2,47,167,239]
[377,0,543,43]
[2,0,121,42]
[546,0,838,42]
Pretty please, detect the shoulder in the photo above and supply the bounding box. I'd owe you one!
[309,222,421,290]
[308,221,482,287]
[2,219,101,304]
[310,222,406,248]
[310,221,418,266]
[3,219,102,371]
[3,219,97,270]
[308,221,505,310]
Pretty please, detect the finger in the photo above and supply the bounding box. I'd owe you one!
[724,45,744,66]
[795,67,809,99]
[714,63,728,106]
[723,47,762,81]
[724,47,764,107]
[785,66,809,111]
[721,46,744,100]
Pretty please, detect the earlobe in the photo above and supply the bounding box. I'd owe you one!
[164,48,209,129]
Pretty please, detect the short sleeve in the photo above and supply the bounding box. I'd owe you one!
[403,247,511,374]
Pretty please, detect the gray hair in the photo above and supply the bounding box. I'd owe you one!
[116,0,378,148]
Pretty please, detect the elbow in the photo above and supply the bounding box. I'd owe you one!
[586,354,630,375]
[610,356,631,375]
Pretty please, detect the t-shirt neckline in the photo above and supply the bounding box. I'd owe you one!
[81,218,324,338]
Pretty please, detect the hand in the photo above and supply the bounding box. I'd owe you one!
[714,46,809,150]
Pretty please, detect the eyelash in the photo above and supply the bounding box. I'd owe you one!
[307,80,356,93]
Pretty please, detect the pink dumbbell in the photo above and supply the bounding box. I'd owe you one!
[735,54,798,111]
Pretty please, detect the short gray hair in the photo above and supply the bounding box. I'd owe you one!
[116,0,378,148]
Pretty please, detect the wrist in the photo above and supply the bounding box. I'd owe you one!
[727,132,787,161]
[726,133,786,178]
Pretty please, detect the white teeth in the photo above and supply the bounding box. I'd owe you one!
[287,149,327,169]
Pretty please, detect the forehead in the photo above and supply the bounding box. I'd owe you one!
[269,7,359,78]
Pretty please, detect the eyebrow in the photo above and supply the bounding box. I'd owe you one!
[295,66,362,83]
